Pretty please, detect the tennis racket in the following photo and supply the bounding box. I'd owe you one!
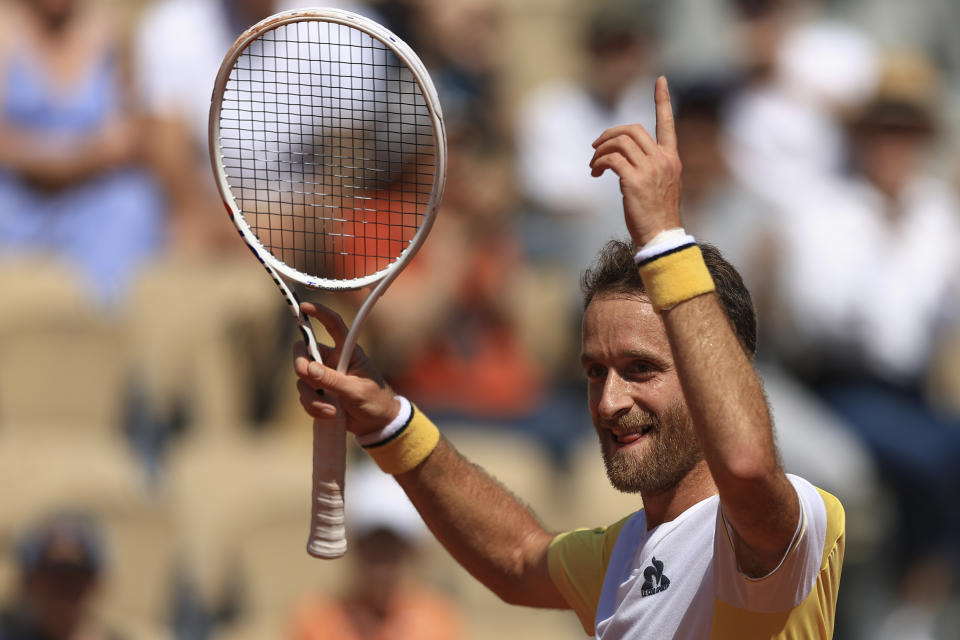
[209,8,446,558]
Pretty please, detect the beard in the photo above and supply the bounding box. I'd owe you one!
[598,400,704,495]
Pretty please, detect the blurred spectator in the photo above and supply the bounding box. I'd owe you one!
[367,133,549,427]
[509,4,663,463]
[127,0,315,448]
[135,0,308,149]
[841,0,960,82]
[126,0,387,463]
[135,0,386,257]
[0,512,120,640]
[0,0,164,306]
[774,52,960,394]
[673,79,771,296]
[724,12,881,209]
[516,3,658,296]
[289,464,463,640]
[134,0,335,256]
[770,52,960,634]
[729,0,805,82]
[674,77,879,544]
[406,0,504,146]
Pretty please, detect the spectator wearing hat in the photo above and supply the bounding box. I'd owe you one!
[288,464,463,640]
[767,52,960,638]
[0,512,121,640]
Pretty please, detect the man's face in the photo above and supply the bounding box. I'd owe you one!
[581,293,703,495]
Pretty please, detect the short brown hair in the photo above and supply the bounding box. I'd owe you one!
[581,240,757,356]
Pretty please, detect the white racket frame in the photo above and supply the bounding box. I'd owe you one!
[209,8,446,558]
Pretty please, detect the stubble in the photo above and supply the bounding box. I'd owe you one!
[600,401,704,495]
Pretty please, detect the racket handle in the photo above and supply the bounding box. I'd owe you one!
[307,412,347,558]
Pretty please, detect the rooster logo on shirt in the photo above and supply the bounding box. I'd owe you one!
[640,557,670,596]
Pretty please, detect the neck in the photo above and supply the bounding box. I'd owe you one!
[640,460,717,529]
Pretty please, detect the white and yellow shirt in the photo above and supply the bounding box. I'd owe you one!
[548,475,844,638]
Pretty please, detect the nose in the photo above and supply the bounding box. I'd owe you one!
[597,369,633,422]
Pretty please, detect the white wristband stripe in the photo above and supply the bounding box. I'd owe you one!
[633,228,696,265]
[355,395,413,447]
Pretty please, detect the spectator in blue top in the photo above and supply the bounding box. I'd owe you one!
[0,0,164,306]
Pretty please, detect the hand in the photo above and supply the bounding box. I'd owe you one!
[96,116,139,167]
[293,302,400,437]
[589,76,682,247]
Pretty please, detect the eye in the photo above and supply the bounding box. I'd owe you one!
[584,363,606,380]
[625,361,657,380]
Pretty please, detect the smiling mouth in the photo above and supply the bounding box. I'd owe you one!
[613,424,654,445]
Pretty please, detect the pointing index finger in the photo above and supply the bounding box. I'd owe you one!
[654,76,677,152]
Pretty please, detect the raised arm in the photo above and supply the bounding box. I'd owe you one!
[589,77,798,576]
[293,303,566,608]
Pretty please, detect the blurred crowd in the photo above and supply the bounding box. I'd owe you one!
[1,0,959,638]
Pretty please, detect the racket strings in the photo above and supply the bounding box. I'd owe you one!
[218,19,437,282]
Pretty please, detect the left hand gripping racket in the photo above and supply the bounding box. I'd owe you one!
[209,8,446,558]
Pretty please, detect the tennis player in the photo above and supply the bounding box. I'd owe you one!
[293,76,845,638]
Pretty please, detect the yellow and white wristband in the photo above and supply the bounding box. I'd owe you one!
[357,396,440,475]
[634,228,716,312]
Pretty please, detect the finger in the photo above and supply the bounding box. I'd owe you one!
[589,134,645,171]
[293,340,312,380]
[590,152,633,179]
[654,76,678,152]
[592,124,658,155]
[300,301,349,347]
[293,342,330,398]
[305,359,356,398]
[297,380,337,417]
[293,337,331,372]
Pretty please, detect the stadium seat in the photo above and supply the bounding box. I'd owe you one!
[0,259,126,436]
[165,431,322,623]
[124,258,280,436]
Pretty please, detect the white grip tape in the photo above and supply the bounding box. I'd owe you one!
[307,413,347,558]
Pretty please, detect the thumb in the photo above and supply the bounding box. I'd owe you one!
[307,361,351,394]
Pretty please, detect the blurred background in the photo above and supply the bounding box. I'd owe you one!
[0,0,958,638]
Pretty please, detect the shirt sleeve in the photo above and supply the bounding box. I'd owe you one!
[713,474,845,613]
[547,515,632,635]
